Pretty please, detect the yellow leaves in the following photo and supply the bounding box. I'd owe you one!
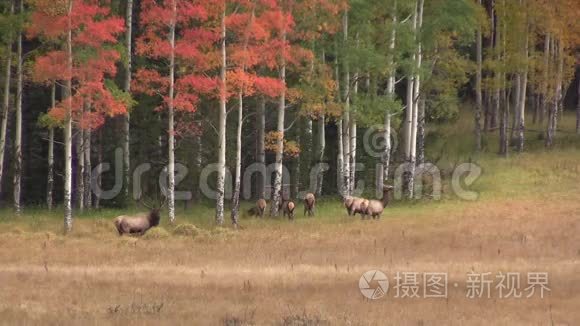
[264,131,301,158]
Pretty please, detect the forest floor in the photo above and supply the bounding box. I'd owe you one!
[1,149,580,325]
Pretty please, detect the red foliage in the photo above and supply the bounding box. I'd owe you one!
[29,0,127,130]
[253,76,285,98]
[134,0,217,116]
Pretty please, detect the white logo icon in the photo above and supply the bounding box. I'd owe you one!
[359,270,389,300]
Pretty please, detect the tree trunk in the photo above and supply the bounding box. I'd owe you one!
[95,129,103,209]
[270,28,286,217]
[499,75,509,157]
[406,0,422,199]
[123,0,133,204]
[0,1,13,201]
[540,34,550,125]
[516,20,528,153]
[47,83,55,210]
[216,9,227,223]
[349,115,356,195]
[404,2,416,164]
[84,121,92,208]
[13,2,22,214]
[304,117,312,192]
[294,118,301,197]
[194,119,202,201]
[64,0,74,233]
[475,0,483,151]
[511,74,521,142]
[417,98,426,165]
[334,42,344,198]
[256,98,265,199]
[166,0,177,223]
[231,92,243,227]
[77,128,85,211]
[547,40,563,148]
[341,9,351,198]
[315,115,325,196]
[484,0,495,133]
[380,2,396,191]
[576,71,580,134]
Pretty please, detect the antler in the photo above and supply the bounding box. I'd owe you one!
[140,194,155,210]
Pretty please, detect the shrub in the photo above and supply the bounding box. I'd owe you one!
[142,227,170,240]
[172,223,202,238]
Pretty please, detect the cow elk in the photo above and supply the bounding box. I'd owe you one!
[282,201,296,220]
[344,196,367,217]
[363,185,394,219]
[304,193,316,216]
[249,198,267,218]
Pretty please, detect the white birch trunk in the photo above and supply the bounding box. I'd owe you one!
[64,0,74,233]
[193,120,202,201]
[341,10,350,197]
[95,130,103,209]
[215,9,227,223]
[270,28,286,217]
[84,122,91,208]
[77,128,84,211]
[167,0,177,223]
[349,116,356,195]
[475,0,483,151]
[293,119,301,197]
[381,2,396,191]
[256,98,265,199]
[47,83,55,210]
[13,5,22,214]
[0,1,13,200]
[316,115,325,196]
[417,98,426,165]
[231,92,243,226]
[516,18,528,152]
[123,0,133,203]
[541,34,550,124]
[405,0,420,199]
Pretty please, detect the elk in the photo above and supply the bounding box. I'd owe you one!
[113,197,165,236]
[303,193,316,216]
[282,201,296,219]
[249,198,266,218]
[344,196,355,215]
[344,196,367,217]
[363,185,394,219]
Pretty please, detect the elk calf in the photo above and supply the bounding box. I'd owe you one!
[303,193,316,216]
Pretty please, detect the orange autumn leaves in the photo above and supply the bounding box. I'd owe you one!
[29,0,126,130]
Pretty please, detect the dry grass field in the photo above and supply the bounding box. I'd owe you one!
[1,149,580,325]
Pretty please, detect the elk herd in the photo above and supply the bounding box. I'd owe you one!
[114,187,394,236]
[248,186,394,221]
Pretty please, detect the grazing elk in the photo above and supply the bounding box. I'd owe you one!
[344,196,355,215]
[344,196,367,217]
[251,198,266,218]
[281,201,296,219]
[113,197,165,236]
[363,185,394,219]
[304,193,316,216]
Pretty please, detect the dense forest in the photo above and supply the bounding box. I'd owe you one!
[0,0,579,232]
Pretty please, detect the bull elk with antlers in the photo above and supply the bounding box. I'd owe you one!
[113,196,166,236]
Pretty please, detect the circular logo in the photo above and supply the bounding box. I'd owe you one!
[359,270,389,300]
